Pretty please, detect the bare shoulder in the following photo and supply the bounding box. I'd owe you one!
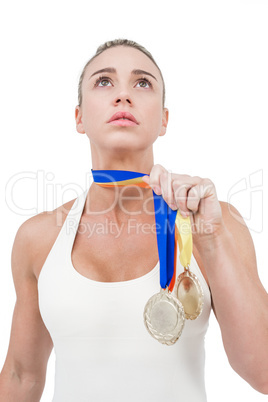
[219,201,252,240]
[219,201,259,276]
[12,197,77,281]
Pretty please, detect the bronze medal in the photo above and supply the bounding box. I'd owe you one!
[174,266,204,320]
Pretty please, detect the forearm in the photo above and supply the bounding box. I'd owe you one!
[0,370,44,402]
[195,224,268,393]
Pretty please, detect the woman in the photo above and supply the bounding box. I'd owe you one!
[0,39,267,401]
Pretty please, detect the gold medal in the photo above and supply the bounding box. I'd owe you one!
[143,287,185,345]
[174,265,204,320]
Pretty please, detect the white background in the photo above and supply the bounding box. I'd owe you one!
[0,0,267,401]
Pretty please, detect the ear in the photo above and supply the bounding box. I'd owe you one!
[75,106,86,134]
[159,107,169,137]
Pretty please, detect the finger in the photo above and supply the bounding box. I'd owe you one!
[186,179,215,213]
[147,164,168,194]
[159,172,177,209]
[141,175,150,184]
[186,185,201,213]
[173,181,193,216]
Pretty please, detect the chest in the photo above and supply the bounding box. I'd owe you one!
[71,214,159,282]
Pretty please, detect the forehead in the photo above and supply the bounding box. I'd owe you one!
[84,46,162,81]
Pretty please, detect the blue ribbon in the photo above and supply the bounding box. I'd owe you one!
[91,169,177,289]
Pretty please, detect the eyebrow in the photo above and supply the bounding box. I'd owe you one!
[89,67,158,82]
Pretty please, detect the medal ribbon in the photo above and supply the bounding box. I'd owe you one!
[91,169,192,292]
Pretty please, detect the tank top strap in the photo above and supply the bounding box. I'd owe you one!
[61,187,89,249]
[40,186,89,271]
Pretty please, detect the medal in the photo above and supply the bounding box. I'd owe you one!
[174,266,204,320]
[173,210,204,321]
[142,189,186,345]
[91,169,204,345]
[143,288,185,346]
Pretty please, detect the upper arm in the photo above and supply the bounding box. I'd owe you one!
[220,201,262,283]
[1,217,53,384]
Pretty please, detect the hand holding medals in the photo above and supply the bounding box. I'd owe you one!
[141,164,219,345]
[141,164,223,237]
[91,167,206,346]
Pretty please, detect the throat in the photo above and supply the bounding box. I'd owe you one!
[87,183,154,216]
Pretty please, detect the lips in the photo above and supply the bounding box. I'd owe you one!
[108,111,138,124]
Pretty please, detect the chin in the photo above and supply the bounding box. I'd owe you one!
[104,138,150,153]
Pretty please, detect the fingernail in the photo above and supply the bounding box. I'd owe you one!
[170,204,177,210]
[153,186,161,194]
[142,175,149,182]
[180,211,189,218]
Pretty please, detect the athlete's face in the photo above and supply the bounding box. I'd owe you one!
[75,46,168,153]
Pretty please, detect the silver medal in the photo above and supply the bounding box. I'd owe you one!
[143,287,185,345]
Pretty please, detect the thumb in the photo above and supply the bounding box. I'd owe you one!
[141,175,150,183]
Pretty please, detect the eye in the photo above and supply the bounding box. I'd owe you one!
[136,77,152,88]
[94,76,112,87]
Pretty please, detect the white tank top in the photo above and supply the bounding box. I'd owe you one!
[38,176,212,402]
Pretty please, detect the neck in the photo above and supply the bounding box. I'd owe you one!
[87,144,155,217]
[88,183,153,217]
[88,169,154,218]
[90,142,154,173]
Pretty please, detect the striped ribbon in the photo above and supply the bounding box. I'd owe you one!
[91,169,192,292]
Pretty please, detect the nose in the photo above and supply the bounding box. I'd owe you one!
[114,89,132,106]
[115,97,131,105]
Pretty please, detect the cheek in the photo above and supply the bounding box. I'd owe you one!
[145,103,164,130]
[81,99,103,130]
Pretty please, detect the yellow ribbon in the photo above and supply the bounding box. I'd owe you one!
[175,211,193,269]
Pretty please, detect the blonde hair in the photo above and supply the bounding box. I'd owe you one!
[77,39,166,107]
